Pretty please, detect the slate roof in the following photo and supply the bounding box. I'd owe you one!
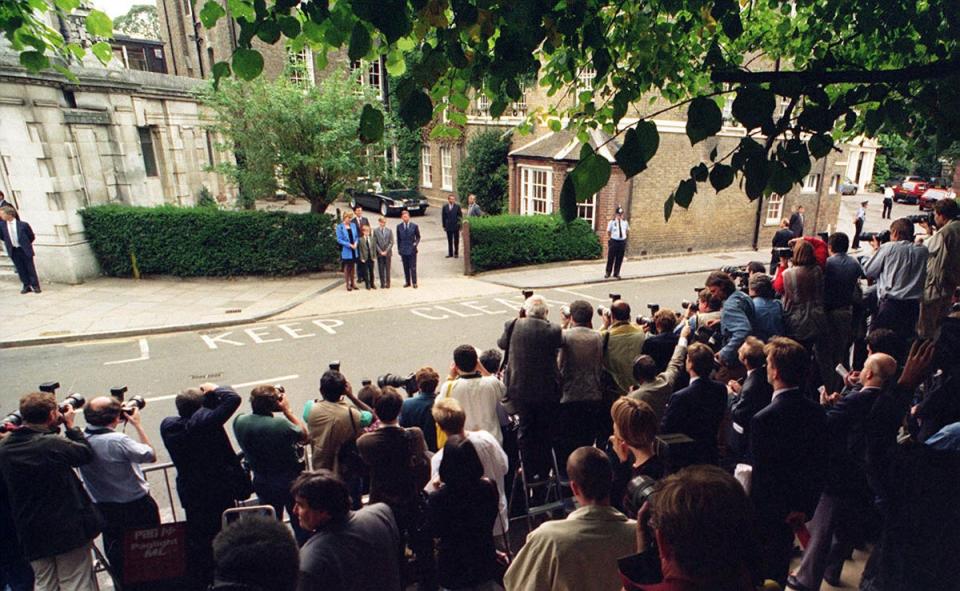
[509,129,621,163]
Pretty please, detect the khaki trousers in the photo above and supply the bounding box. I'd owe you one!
[30,543,98,591]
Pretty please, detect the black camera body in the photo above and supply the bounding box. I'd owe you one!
[906,213,935,227]
[329,361,341,372]
[378,372,418,395]
[59,394,85,413]
[860,230,891,245]
[624,474,658,517]
[122,395,146,415]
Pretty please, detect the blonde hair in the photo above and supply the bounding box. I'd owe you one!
[342,211,354,221]
[432,397,465,435]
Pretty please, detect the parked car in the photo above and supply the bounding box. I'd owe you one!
[919,187,956,211]
[346,187,429,217]
[838,178,859,195]
[893,179,929,204]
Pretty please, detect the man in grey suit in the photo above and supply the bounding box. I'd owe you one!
[466,193,484,217]
[556,300,603,468]
[373,216,393,288]
[497,295,563,480]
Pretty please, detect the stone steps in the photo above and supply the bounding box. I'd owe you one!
[0,253,19,282]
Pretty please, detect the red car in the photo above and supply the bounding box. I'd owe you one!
[893,178,929,204]
[919,188,955,211]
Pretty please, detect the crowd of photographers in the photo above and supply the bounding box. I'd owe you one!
[1,200,959,591]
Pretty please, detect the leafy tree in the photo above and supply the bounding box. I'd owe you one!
[112,4,160,40]
[8,0,960,218]
[456,130,511,215]
[200,68,382,214]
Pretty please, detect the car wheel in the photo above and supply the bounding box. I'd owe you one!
[380,202,389,216]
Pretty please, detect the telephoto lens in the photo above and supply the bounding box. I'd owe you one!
[597,305,610,317]
[0,411,23,433]
[121,395,146,415]
[59,394,85,412]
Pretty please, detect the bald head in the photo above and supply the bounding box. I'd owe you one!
[610,300,631,322]
[862,353,897,388]
[84,396,122,427]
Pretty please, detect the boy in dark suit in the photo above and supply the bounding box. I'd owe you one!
[356,225,376,290]
[0,206,40,293]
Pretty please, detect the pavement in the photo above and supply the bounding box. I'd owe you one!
[2,193,852,348]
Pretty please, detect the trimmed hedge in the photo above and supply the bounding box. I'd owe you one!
[469,214,602,272]
[79,205,338,277]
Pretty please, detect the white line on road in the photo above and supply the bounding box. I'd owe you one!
[554,288,606,302]
[143,374,301,403]
[103,338,150,366]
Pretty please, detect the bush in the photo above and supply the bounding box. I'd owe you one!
[79,205,338,277]
[196,186,217,208]
[469,214,601,271]
[456,130,511,215]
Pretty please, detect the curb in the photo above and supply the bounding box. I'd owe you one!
[0,277,344,349]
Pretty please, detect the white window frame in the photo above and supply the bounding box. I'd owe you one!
[765,193,784,226]
[440,146,453,190]
[420,145,432,188]
[829,174,840,195]
[577,193,597,229]
[577,67,595,93]
[351,59,383,100]
[287,46,315,87]
[803,173,822,193]
[475,94,491,118]
[519,165,553,215]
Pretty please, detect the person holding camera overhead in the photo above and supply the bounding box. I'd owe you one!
[0,391,100,591]
[161,382,245,589]
[78,395,160,584]
[233,385,310,544]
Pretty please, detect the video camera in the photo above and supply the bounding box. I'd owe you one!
[859,229,891,245]
[110,386,147,416]
[378,372,418,395]
[720,265,750,291]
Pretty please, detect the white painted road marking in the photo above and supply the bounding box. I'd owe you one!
[143,374,301,403]
[200,319,344,349]
[103,338,150,366]
[555,288,606,302]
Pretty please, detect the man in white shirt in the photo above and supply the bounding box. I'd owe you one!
[438,345,505,445]
[428,398,509,541]
[852,200,867,250]
[604,207,629,279]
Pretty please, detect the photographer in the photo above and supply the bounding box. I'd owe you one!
[918,199,960,339]
[748,273,784,342]
[79,396,160,582]
[233,385,309,544]
[679,288,722,335]
[640,308,680,373]
[705,271,755,373]
[629,323,691,422]
[161,382,245,589]
[0,392,99,591]
[863,218,928,343]
[602,300,648,396]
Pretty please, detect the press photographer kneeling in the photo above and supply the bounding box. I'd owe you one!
[79,391,160,583]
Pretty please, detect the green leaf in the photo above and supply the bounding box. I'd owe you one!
[54,0,81,11]
[548,119,562,132]
[571,148,611,201]
[212,61,231,88]
[66,43,85,61]
[691,163,709,182]
[612,91,629,123]
[85,9,113,38]
[686,96,722,145]
[663,195,675,222]
[302,20,324,42]
[53,63,78,82]
[615,120,659,178]
[199,0,226,28]
[673,178,696,208]
[732,85,776,130]
[709,146,718,162]
[232,48,263,80]
[808,133,833,159]
[91,41,113,63]
[256,20,281,43]
[450,93,469,111]
[358,104,384,144]
[348,23,371,61]
[767,163,794,195]
[398,89,433,130]
[19,50,49,72]
[709,164,735,193]
[560,175,577,223]
[17,33,46,51]
[278,16,300,37]
[227,0,255,21]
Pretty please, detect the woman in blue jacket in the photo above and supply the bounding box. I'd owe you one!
[336,211,359,291]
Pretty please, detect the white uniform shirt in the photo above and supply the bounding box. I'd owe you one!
[606,218,629,241]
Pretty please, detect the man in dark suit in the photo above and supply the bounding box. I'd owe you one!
[441,193,463,258]
[728,336,773,458]
[497,294,563,480]
[396,209,421,288]
[770,218,795,273]
[1,206,40,293]
[0,190,16,214]
[788,205,805,237]
[660,342,727,465]
[352,205,371,234]
[749,337,828,587]
[787,353,896,591]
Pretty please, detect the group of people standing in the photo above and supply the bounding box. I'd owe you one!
[335,194,484,291]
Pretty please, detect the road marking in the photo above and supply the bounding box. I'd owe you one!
[143,375,301,403]
[104,338,150,365]
[554,288,606,302]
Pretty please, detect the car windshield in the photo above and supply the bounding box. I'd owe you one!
[384,190,421,200]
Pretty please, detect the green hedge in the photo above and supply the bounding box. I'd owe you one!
[469,214,602,271]
[79,205,338,277]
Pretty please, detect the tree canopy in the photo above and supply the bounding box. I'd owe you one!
[112,4,160,40]
[6,0,959,218]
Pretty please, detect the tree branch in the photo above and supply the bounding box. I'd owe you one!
[711,59,960,85]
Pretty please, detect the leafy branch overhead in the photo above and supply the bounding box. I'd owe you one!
[9,0,959,219]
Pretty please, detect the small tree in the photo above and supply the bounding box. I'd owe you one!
[112,4,160,39]
[200,68,382,213]
[456,130,511,215]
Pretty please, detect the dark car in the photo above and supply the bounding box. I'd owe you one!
[346,188,429,217]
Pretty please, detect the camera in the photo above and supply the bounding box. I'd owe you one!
[609,293,621,301]
[0,410,22,433]
[623,474,658,517]
[329,361,341,372]
[906,213,935,227]
[378,372,418,394]
[597,305,610,317]
[693,324,721,352]
[521,289,534,299]
[771,247,793,259]
[122,395,146,415]
[39,381,60,394]
[361,379,372,387]
[637,303,660,332]
[110,386,128,400]
[59,394,85,413]
[859,230,891,244]
[680,299,692,310]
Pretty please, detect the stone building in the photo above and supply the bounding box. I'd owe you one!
[0,9,232,283]
[421,69,877,258]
